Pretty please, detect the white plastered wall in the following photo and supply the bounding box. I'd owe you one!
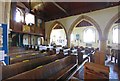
[45,6,119,48]
[71,26,99,48]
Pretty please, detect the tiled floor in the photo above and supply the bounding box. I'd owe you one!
[105,56,119,79]
[71,57,120,81]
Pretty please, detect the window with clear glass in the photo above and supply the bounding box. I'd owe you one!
[83,28,95,43]
[71,34,74,42]
[113,27,118,43]
[25,13,35,25]
[37,37,41,45]
[15,8,24,22]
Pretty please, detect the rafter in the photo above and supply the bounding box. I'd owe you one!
[21,2,30,9]
[52,2,68,15]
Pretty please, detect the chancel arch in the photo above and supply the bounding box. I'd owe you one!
[47,21,67,46]
[106,15,120,48]
[68,15,102,48]
[104,12,120,45]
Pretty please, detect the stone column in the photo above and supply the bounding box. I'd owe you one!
[99,38,107,54]
[46,37,50,45]
[67,35,71,48]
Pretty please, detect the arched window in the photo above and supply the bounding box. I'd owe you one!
[25,13,35,25]
[83,28,95,43]
[113,27,118,43]
[15,8,24,22]
[71,34,74,42]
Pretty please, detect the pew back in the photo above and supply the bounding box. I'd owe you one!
[2,55,58,80]
[5,55,77,80]
[9,51,39,58]
[10,53,46,64]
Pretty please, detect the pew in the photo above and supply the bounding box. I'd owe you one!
[9,46,26,54]
[84,62,109,79]
[78,50,83,65]
[9,51,39,58]
[2,55,58,80]
[90,51,105,65]
[10,52,46,64]
[10,48,66,64]
[57,49,65,59]
[2,51,67,80]
[3,55,77,81]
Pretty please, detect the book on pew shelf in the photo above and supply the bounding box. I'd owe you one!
[22,60,30,62]
[16,55,21,58]
[55,60,60,62]
[10,58,14,60]
[36,65,43,69]
[43,52,46,54]
[31,53,36,55]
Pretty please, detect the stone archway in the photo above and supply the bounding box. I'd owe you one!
[104,12,120,41]
[47,21,68,45]
[68,15,102,48]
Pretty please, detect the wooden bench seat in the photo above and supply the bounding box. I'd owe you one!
[49,64,77,80]
[10,49,63,64]
[3,55,77,81]
[9,51,38,58]
[10,53,46,64]
[2,55,58,80]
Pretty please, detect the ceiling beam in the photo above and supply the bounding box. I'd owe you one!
[21,2,30,9]
[52,2,68,15]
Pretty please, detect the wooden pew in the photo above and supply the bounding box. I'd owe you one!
[90,51,105,65]
[9,51,39,58]
[9,46,26,54]
[3,55,77,81]
[10,52,46,64]
[84,62,109,79]
[10,48,66,64]
[2,55,58,80]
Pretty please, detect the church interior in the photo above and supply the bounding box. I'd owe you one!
[0,1,120,81]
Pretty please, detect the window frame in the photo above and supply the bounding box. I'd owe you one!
[83,28,96,43]
[15,7,24,22]
[25,13,35,25]
[112,25,118,44]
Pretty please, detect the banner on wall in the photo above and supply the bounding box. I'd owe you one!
[76,34,80,40]
[0,27,3,48]
[0,24,9,65]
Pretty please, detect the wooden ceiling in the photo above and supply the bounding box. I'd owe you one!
[22,2,120,22]
[76,20,93,27]
[115,18,120,23]
[53,25,63,29]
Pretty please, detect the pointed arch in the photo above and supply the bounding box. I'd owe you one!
[68,15,102,40]
[47,21,67,44]
[16,7,24,22]
[104,12,120,40]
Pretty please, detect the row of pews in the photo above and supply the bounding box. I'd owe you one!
[3,56,77,81]
[24,45,54,51]
[1,46,97,81]
[2,55,77,80]
[9,51,45,64]
[9,48,70,64]
[8,46,96,65]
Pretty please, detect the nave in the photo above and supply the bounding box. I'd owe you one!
[0,1,120,81]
